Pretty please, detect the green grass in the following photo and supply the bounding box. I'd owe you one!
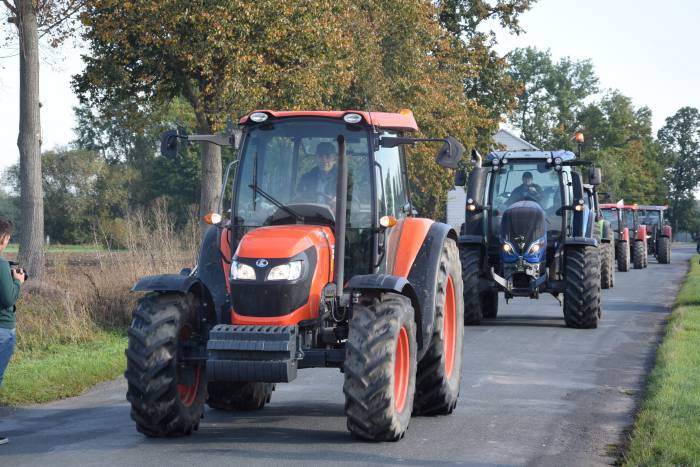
[4,243,108,254]
[0,331,126,406]
[623,256,700,466]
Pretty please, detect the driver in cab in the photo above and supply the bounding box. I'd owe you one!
[507,171,543,205]
[297,142,338,205]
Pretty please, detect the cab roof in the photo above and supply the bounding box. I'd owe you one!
[486,149,576,162]
[601,204,638,210]
[239,110,419,132]
[637,205,668,211]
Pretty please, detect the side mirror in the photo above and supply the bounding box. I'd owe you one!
[589,167,602,186]
[160,130,179,159]
[436,136,464,169]
[454,169,467,187]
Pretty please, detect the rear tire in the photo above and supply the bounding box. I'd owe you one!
[460,246,483,325]
[600,242,613,289]
[563,246,601,329]
[207,382,274,411]
[633,241,645,269]
[125,292,206,437]
[414,238,464,416]
[617,240,629,272]
[658,237,671,264]
[344,293,417,441]
[643,242,649,268]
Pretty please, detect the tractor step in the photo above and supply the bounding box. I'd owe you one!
[206,324,299,383]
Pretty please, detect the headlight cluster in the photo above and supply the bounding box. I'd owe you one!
[526,240,545,256]
[230,260,303,281]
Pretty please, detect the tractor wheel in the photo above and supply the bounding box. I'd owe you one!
[460,246,483,325]
[563,246,601,329]
[633,241,645,269]
[658,237,671,264]
[125,292,206,437]
[414,238,464,416]
[600,242,613,289]
[643,242,649,268]
[481,291,499,319]
[207,382,274,411]
[344,293,417,441]
[617,241,630,272]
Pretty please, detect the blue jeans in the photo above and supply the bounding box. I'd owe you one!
[0,328,16,387]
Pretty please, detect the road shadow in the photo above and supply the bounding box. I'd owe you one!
[480,314,568,328]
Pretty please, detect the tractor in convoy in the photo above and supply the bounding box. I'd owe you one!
[638,205,672,264]
[456,148,603,329]
[125,109,466,442]
[600,202,631,272]
[619,204,649,269]
[584,184,615,289]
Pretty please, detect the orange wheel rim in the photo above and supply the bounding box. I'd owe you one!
[394,326,410,412]
[443,277,456,379]
[177,367,201,407]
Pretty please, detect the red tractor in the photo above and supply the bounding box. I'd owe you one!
[125,109,465,442]
[638,205,672,264]
[600,202,630,272]
[621,204,648,269]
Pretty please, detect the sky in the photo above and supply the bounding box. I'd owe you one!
[0,0,699,176]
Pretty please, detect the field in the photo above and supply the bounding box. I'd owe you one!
[0,203,198,405]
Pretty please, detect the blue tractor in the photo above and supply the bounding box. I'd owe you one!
[456,149,602,328]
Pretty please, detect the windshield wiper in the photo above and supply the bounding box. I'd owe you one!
[248,184,304,223]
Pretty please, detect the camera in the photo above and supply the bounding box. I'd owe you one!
[8,261,29,280]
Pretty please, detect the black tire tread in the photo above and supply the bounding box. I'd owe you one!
[633,241,645,269]
[617,240,629,272]
[600,242,613,289]
[343,293,417,441]
[563,246,601,329]
[414,238,464,416]
[460,246,483,325]
[658,237,671,264]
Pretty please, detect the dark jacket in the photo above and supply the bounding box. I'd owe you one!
[0,257,20,329]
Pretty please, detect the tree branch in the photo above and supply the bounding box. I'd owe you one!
[2,0,17,15]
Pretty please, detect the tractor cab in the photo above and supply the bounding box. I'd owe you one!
[637,205,672,263]
[618,204,649,269]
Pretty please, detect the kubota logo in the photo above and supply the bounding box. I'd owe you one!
[256,259,269,268]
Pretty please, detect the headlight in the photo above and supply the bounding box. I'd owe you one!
[502,243,514,253]
[231,261,256,280]
[527,240,545,255]
[267,260,303,281]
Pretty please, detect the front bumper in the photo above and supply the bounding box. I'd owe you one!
[491,259,547,298]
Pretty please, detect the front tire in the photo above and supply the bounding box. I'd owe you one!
[633,241,645,269]
[343,293,417,441]
[125,292,206,437]
[207,382,274,411]
[617,240,629,272]
[414,238,464,416]
[658,237,671,264]
[600,242,613,289]
[563,246,601,329]
[460,246,483,325]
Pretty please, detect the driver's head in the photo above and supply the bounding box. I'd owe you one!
[522,171,534,186]
[316,142,337,173]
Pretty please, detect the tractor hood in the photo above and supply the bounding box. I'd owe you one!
[501,201,546,264]
[230,225,334,323]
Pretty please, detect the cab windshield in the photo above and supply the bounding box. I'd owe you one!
[489,161,564,240]
[233,118,372,229]
[602,209,619,230]
[640,210,661,226]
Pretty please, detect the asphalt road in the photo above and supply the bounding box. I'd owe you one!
[1,245,694,466]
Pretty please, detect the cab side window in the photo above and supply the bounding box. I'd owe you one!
[374,132,408,218]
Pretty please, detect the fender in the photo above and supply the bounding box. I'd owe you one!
[345,274,422,348]
[622,227,630,242]
[406,222,458,359]
[198,225,236,325]
[662,225,672,238]
[131,273,217,324]
[636,225,647,242]
[564,236,598,248]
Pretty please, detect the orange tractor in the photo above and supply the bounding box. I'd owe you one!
[126,110,465,441]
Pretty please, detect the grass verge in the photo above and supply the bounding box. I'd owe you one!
[0,331,126,406]
[623,255,700,466]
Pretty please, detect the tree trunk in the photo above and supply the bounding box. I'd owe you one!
[16,0,44,280]
[200,140,222,219]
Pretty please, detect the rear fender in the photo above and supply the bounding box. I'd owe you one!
[636,225,647,241]
[345,274,423,348]
[662,225,672,238]
[407,222,458,359]
[622,227,630,242]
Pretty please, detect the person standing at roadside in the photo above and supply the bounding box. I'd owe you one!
[0,219,25,445]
